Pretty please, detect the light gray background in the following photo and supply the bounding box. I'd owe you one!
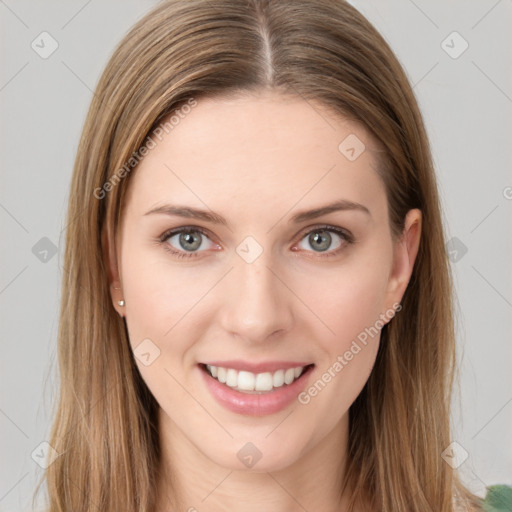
[1,1,511,510]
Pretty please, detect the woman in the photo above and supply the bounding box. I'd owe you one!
[37,0,484,510]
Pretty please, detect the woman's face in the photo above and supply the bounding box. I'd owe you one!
[108,91,419,473]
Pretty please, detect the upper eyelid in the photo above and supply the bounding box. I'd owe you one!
[297,224,351,237]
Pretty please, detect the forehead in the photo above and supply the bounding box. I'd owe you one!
[123,91,386,223]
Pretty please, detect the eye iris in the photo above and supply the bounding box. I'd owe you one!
[309,230,332,252]
[179,231,202,251]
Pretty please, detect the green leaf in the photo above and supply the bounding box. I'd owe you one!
[482,485,512,512]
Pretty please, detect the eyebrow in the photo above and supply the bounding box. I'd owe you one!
[144,199,370,226]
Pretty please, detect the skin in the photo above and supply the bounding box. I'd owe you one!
[104,90,421,512]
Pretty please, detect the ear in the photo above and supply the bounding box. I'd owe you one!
[384,208,422,311]
[101,224,125,317]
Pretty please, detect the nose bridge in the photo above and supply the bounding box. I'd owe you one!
[219,250,293,343]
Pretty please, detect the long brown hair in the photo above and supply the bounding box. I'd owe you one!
[37,1,484,510]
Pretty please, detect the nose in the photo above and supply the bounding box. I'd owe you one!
[218,253,294,344]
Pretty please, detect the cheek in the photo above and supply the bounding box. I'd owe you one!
[302,250,392,349]
[121,240,211,347]
[120,247,207,407]
[294,246,391,408]
[120,241,223,406]
[296,262,388,421]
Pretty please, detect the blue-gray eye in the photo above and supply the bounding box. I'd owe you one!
[298,229,344,253]
[166,229,210,252]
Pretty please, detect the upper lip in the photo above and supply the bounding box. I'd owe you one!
[200,360,314,374]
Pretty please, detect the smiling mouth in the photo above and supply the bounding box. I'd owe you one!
[199,363,315,394]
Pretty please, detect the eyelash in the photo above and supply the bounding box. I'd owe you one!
[157,224,355,260]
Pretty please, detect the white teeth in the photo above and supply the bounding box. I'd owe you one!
[255,372,273,391]
[273,369,285,387]
[216,366,226,383]
[238,371,256,391]
[284,368,295,385]
[205,364,307,392]
[226,368,238,387]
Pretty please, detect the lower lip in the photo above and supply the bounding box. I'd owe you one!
[198,364,315,416]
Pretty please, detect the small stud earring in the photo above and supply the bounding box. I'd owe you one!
[118,300,125,307]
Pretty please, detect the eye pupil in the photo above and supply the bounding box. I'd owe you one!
[309,230,331,252]
[179,231,202,251]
